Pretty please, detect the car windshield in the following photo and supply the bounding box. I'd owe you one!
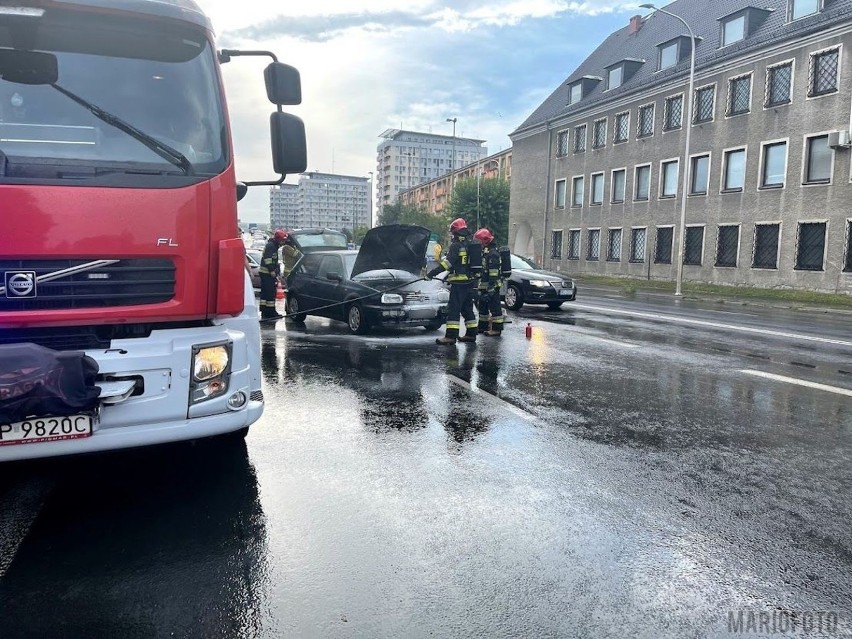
[511,254,537,270]
[293,231,349,248]
[0,8,226,182]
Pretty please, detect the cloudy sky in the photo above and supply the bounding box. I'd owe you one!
[195,1,642,223]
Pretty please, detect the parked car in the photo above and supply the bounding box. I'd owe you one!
[501,254,576,310]
[245,249,262,290]
[286,228,349,253]
[285,225,450,334]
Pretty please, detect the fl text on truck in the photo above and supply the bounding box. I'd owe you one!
[0,0,308,461]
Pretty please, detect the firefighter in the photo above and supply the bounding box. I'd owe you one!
[280,234,301,280]
[473,228,504,336]
[259,229,287,320]
[427,218,479,345]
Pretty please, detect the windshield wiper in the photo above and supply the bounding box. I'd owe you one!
[49,83,193,176]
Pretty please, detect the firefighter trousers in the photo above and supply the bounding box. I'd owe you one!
[259,273,279,318]
[477,289,504,333]
[444,281,478,339]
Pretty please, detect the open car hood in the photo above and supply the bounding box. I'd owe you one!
[351,224,430,277]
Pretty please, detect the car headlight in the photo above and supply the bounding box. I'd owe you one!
[529,280,551,287]
[381,293,404,304]
[437,289,450,303]
[190,342,232,404]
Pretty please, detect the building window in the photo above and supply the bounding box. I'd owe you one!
[661,160,679,198]
[555,179,567,208]
[723,148,746,191]
[629,228,647,263]
[805,134,833,184]
[556,131,569,157]
[592,119,607,149]
[844,221,852,272]
[608,65,623,90]
[791,0,820,20]
[571,176,584,207]
[795,222,826,270]
[727,75,752,116]
[690,154,710,195]
[752,223,780,268]
[660,41,679,70]
[551,230,564,259]
[722,15,746,46]
[569,82,583,104]
[607,229,622,262]
[694,86,715,123]
[574,124,587,153]
[612,169,626,203]
[638,104,655,137]
[590,173,605,205]
[614,112,630,143]
[568,229,581,260]
[663,94,683,130]
[655,227,674,264]
[761,141,787,188]
[716,225,740,267]
[587,229,601,261]
[635,165,651,201]
[765,62,793,107]
[683,227,705,265]
[809,47,839,97]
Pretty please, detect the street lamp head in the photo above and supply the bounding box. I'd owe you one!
[446,117,456,123]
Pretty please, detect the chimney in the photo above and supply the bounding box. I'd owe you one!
[629,15,644,34]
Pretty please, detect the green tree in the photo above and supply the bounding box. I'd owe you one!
[352,225,370,244]
[446,177,510,245]
[378,202,449,239]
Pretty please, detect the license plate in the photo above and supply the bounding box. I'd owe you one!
[0,415,92,447]
[559,289,572,296]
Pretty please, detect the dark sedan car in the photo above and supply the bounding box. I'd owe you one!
[285,225,450,334]
[502,254,576,310]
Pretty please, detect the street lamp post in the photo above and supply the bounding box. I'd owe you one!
[640,3,696,297]
[367,171,373,228]
[446,117,457,190]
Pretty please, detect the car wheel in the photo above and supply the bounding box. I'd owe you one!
[347,303,369,334]
[505,283,524,311]
[424,320,443,332]
[287,295,307,322]
[546,301,564,310]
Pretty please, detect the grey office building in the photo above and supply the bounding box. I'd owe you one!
[270,172,371,232]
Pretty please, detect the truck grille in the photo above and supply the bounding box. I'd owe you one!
[0,259,175,311]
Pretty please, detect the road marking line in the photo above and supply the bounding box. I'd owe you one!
[447,375,537,421]
[741,370,852,397]
[570,303,852,347]
[0,477,53,579]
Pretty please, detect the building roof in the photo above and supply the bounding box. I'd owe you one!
[378,128,486,145]
[512,0,852,136]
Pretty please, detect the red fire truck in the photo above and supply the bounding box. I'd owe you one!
[0,0,307,461]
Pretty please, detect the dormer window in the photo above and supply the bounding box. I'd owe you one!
[608,66,623,90]
[569,82,583,104]
[605,59,644,90]
[722,15,745,46]
[657,37,692,71]
[790,0,819,20]
[567,76,602,105]
[718,7,771,47]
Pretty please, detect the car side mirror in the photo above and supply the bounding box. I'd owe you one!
[326,272,342,282]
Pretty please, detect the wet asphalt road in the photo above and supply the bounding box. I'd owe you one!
[1,291,851,638]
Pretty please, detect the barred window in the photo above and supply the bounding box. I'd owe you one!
[574,124,587,153]
[765,62,793,107]
[690,155,710,195]
[587,229,601,261]
[664,95,683,130]
[683,227,705,265]
[593,119,607,149]
[629,228,647,263]
[591,173,604,205]
[556,130,569,157]
[694,86,715,123]
[809,48,839,97]
[728,75,751,116]
[555,179,567,208]
[795,222,826,271]
[568,229,581,260]
[612,169,626,203]
[551,230,564,259]
[716,225,740,267]
[844,221,852,272]
[638,104,655,137]
[805,135,832,183]
[572,176,584,206]
[635,165,651,200]
[614,112,630,143]
[723,148,746,191]
[607,229,622,262]
[654,227,674,264]
[752,223,780,269]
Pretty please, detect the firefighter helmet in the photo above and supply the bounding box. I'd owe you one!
[473,228,494,245]
[449,218,467,234]
[273,229,288,242]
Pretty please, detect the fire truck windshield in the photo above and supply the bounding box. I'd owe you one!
[0,9,227,182]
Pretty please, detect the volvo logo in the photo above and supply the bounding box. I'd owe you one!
[4,271,37,298]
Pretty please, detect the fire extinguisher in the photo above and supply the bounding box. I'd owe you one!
[525,322,532,338]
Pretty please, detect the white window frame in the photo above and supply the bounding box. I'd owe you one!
[556,130,570,157]
[688,152,712,196]
[720,145,747,193]
[751,221,783,270]
[606,227,623,262]
[637,102,656,138]
[659,41,680,71]
[629,226,648,263]
[551,228,564,260]
[715,224,742,268]
[757,138,789,190]
[843,218,852,273]
[607,65,624,90]
[660,158,680,199]
[789,0,821,22]
[590,172,605,205]
[794,219,829,271]
[592,118,608,149]
[586,227,602,261]
[764,59,796,109]
[663,92,685,131]
[654,225,676,264]
[554,178,567,208]
[721,14,746,48]
[726,72,754,118]
[567,228,582,260]
[683,224,706,266]
[802,131,835,186]
[571,175,585,207]
[634,163,652,201]
[569,82,583,105]
[692,83,717,125]
[574,124,587,153]
[806,45,842,100]
[611,167,627,203]
[614,111,631,144]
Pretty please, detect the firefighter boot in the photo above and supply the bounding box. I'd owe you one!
[436,337,457,345]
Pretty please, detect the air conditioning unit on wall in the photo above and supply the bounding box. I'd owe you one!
[828,129,851,149]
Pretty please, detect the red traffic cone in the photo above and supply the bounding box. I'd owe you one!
[276,281,285,301]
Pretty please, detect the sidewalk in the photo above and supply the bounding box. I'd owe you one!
[573,277,852,317]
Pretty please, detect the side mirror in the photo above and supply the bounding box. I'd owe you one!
[264,62,301,105]
[326,272,342,282]
[236,182,248,201]
[270,112,307,176]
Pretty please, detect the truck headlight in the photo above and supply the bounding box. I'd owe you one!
[437,289,450,303]
[381,293,403,304]
[190,342,232,404]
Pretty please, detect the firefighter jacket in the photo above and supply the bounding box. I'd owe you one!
[478,244,502,292]
[428,235,474,283]
[259,239,280,277]
[281,244,301,276]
